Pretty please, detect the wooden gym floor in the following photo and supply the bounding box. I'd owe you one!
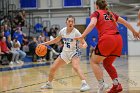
[0,56,140,93]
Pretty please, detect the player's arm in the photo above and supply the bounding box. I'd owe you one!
[82,17,97,38]
[75,17,97,40]
[79,39,87,49]
[117,17,140,39]
[42,36,62,45]
[137,9,140,26]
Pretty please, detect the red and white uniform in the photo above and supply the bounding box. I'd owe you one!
[90,10,123,57]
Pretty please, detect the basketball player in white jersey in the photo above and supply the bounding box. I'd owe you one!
[40,15,90,92]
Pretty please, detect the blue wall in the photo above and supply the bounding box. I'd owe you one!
[63,0,82,7]
[20,0,37,8]
[86,18,98,57]
[86,17,128,57]
[117,17,128,55]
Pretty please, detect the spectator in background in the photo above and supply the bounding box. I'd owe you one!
[4,24,11,38]
[0,36,12,64]
[56,40,63,53]
[50,32,56,40]
[43,27,49,37]
[15,10,26,27]
[54,27,59,35]
[1,16,11,27]
[49,28,56,36]
[11,18,18,38]
[28,37,38,62]
[13,27,24,44]
[39,32,45,42]
[12,38,26,63]
[6,36,19,64]
[0,30,4,37]
[22,33,29,53]
[37,36,44,44]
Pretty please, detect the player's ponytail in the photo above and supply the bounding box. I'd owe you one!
[96,0,115,22]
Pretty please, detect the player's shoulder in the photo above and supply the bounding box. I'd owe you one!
[73,28,80,32]
[60,27,67,32]
[59,27,66,34]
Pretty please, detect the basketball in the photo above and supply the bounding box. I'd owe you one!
[35,44,47,56]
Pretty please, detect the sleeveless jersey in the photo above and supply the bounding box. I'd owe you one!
[90,10,119,38]
[58,27,81,52]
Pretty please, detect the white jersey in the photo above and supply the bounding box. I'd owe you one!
[59,27,81,52]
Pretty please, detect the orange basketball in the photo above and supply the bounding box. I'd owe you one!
[35,44,47,56]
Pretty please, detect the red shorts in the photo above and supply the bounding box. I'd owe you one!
[95,34,123,57]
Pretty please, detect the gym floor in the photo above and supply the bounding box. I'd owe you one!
[0,56,140,93]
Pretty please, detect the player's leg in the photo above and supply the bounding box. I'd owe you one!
[90,52,109,93]
[71,56,85,80]
[41,56,66,89]
[48,57,66,82]
[103,56,122,93]
[71,56,90,92]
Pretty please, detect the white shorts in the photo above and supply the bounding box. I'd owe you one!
[60,51,81,64]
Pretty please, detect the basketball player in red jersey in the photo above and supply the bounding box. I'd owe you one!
[75,0,140,93]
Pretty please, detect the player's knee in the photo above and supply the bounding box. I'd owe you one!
[103,61,112,69]
[50,65,57,72]
[72,65,79,71]
[103,57,116,68]
[90,59,100,64]
[103,62,108,68]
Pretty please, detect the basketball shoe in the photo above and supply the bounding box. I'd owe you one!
[107,83,122,93]
[80,83,90,92]
[41,81,53,89]
[97,83,109,93]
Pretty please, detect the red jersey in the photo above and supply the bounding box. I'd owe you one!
[90,10,119,38]
[0,41,8,52]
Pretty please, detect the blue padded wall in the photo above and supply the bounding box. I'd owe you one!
[86,18,98,57]
[118,17,128,55]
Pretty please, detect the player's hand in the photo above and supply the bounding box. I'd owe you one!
[137,21,140,26]
[132,31,140,40]
[79,43,87,49]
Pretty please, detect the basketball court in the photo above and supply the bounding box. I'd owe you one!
[0,0,140,93]
[0,56,140,93]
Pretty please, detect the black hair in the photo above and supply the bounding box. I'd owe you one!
[66,15,75,22]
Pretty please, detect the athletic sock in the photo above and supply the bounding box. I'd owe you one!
[81,80,87,84]
[98,79,104,86]
[113,78,119,85]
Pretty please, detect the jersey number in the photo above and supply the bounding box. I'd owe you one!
[103,14,112,20]
[66,42,70,48]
